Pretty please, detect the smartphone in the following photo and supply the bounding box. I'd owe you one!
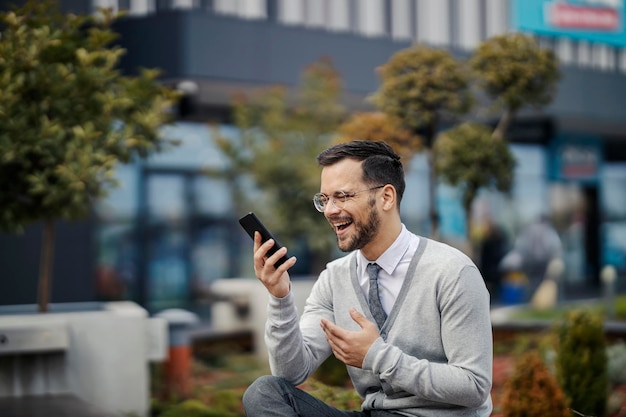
[238,212,289,267]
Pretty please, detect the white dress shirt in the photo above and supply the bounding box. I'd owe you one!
[356,224,420,315]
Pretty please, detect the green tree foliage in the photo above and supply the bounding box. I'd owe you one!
[555,310,609,417]
[210,58,345,273]
[336,111,422,168]
[0,1,177,311]
[470,33,561,139]
[371,44,472,238]
[436,122,515,240]
[500,350,570,417]
[435,34,558,247]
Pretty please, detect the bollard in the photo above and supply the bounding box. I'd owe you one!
[154,308,199,399]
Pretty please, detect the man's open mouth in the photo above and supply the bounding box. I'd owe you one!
[332,219,353,233]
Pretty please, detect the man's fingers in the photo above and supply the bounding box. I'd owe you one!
[350,308,373,329]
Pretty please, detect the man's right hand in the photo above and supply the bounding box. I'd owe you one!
[253,231,297,298]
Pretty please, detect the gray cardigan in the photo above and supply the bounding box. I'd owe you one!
[265,237,493,417]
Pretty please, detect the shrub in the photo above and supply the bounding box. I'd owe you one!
[301,378,362,411]
[313,355,351,386]
[555,310,608,417]
[500,350,570,417]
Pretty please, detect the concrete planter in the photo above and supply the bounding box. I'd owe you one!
[491,301,626,343]
[0,301,167,417]
[207,277,316,361]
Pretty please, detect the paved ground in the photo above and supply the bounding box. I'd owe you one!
[0,394,124,417]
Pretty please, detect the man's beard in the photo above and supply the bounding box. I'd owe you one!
[337,199,381,253]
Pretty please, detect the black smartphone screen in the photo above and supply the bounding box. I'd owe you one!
[238,212,289,267]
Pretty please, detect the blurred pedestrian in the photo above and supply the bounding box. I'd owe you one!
[243,140,493,416]
[479,220,509,302]
[514,214,563,300]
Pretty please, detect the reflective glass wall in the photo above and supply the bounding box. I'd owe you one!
[95,122,626,314]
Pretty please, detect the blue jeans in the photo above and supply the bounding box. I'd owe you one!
[243,375,401,417]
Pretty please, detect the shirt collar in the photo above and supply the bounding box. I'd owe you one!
[357,224,414,275]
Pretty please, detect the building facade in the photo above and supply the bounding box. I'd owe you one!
[2,0,625,313]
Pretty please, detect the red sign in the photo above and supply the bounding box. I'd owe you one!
[557,143,599,180]
[547,3,620,31]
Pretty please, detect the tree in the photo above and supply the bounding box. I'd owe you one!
[435,122,515,242]
[210,58,345,274]
[0,1,177,312]
[336,111,422,168]
[370,45,473,238]
[430,33,560,250]
[470,33,561,140]
[555,310,609,417]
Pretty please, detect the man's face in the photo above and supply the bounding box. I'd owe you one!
[319,159,381,253]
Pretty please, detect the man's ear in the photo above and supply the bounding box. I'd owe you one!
[381,185,396,211]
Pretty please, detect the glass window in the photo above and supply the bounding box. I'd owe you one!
[93,0,118,14]
[194,176,233,215]
[602,163,626,274]
[129,0,151,15]
[147,228,190,310]
[278,0,304,25]
[511,144,549,225]
[328,0,350,32]
[192,226,233,287]
[429,0,450,45]
[603,222,626,274]
[391,0,412,40]
[172,0,194,9]
[485,0,509,38]
[457,0,481,50]
[95,222,138,301]
[402,153,431,236]
[95,163,139,221]
[147,175,186,222]
[150,122,228,171]
[214,0,238,15]
[602,164,626,220]
[305,0,325,28]
[357,0,385,37]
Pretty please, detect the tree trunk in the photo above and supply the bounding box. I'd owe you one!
[492,108,515,141]
[37,219,55,313]
[428,148,439,240]
[426,119,440,240]
[464,186,477,260]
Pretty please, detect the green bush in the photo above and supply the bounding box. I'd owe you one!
[301,378,362,411]
[500,350,570,417]
[555,310,609,417]
[313,355,351,386]
[615,296,626,321]
[193,387,245,417]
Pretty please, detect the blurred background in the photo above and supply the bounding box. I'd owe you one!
[1,0,625,319]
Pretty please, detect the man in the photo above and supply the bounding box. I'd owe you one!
[514,214,563,299]
[243,140,492,416]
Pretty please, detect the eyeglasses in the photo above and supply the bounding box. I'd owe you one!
[313,185,384,212]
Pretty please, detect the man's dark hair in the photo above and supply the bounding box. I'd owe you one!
[317,140,405,206]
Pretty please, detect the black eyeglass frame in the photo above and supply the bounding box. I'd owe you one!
[313,185,385,212]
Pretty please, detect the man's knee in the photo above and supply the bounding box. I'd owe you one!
[243,375,287,409]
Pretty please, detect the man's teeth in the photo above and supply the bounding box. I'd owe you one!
[335,221,351,230]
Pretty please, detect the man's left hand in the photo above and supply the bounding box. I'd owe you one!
[320,308,380,368]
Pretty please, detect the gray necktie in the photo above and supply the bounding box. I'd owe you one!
[367,263,387,328]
